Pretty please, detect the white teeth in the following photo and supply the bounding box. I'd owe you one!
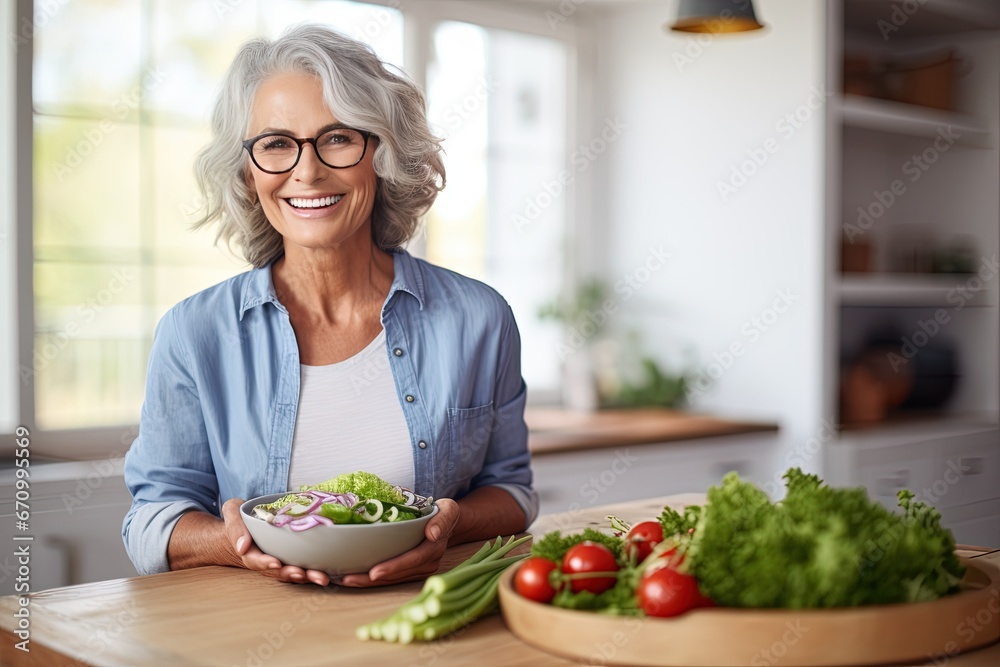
[287,195,343,209]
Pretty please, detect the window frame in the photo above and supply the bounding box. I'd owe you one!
[13,0,39,459]
[13,0,586,460]
[1,0,21,452]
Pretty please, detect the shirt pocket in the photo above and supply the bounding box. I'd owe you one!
[445,402,496,482]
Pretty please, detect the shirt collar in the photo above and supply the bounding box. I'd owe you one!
[238,248,426,321]
[239,262,282,321]
[386,248,426,312]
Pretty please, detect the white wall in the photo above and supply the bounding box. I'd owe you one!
[0,0,18,434]
[586,0,828,474]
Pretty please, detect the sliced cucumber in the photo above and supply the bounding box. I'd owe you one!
[359,499,384,522]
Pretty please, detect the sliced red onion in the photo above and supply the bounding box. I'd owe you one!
[332,492,360,507]
[263,487,432,529]
[288,516,319,531]
[279,494,324,517]
[315,494,357,509]
[283,493,323,517]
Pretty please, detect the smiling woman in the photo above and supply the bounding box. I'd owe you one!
[122,24,538,589]
[244,74,382,262]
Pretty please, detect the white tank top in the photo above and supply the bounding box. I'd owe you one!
[287,330,415,490]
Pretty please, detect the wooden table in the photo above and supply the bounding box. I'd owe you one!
[526,408,778,454]
[1,495,998,667]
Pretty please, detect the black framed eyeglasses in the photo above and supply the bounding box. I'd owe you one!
[242,126,374,174]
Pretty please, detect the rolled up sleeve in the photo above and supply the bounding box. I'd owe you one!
[122,308,219,575]
[470,306,539,529]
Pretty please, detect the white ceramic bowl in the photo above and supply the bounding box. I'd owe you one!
[240,493,437,576]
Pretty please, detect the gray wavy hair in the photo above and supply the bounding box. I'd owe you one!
[193,23,446,267]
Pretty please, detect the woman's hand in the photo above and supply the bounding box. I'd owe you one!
[337,498,461,587]
[220,498,331,586]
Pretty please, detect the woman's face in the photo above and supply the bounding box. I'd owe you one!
[246,71,378,254]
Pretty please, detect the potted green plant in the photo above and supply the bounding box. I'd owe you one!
[538,281,692,411]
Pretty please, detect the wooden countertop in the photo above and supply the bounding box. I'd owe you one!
[526,407,778,454]
[1,495,997,667]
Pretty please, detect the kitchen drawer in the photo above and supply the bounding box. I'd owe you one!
[856,447,937,512]
[0,471,135,595]
[934,429,1000,509]
[939,499,1000,548]
[531,435,776,519]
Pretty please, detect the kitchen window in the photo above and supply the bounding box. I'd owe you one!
[12,0,574,458]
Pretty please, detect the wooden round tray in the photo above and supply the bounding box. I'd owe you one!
[498,557,1000,666]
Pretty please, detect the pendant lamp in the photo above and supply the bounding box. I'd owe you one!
[669,0,765,34]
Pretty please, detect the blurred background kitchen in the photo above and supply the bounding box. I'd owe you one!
[1,0,998,594]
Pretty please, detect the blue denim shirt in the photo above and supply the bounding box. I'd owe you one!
[122,250,538,575]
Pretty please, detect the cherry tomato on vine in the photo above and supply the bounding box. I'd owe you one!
[562,541,619,594]
[624,521,664,562]
[636,565,699,617]
[515,557,560,603]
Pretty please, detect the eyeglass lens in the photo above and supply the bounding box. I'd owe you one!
[250,129,367,172]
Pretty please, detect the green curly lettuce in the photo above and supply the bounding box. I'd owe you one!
[306,471,405,504]
[687,468,965,609]
[549,567,642,615]
[265,471,405,512]
[659,504,702,539]
[530,526,635,614]
[530,528,624,562]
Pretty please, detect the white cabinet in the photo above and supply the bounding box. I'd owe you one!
[825,422,1000,546]
[0,460,136,595]
[940,499,1000,548]
[531,434,778,520]
[823,0,1000,539]
[831,6,1000,422]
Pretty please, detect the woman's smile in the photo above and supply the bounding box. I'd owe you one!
[281,193,347,218]
[286,194,344,209]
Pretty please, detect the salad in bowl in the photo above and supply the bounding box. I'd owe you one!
[249,471,435,530]
[240,471,438,575]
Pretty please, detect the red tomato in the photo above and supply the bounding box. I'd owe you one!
[695,592,717,608]
[562,542,619,594]
[636,566,699,617]
[514,557,559,603]
[624,521,664,562]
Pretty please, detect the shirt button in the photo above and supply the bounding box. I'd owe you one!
[418,440,428,449]
[405,394,415,403]
[393,348,403,357]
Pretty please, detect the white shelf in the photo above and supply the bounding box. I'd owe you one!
[840,95,992,147]
[839,273,996,307]
[836,413,999,449]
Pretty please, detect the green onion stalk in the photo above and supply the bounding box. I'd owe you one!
[356,534,530,643]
